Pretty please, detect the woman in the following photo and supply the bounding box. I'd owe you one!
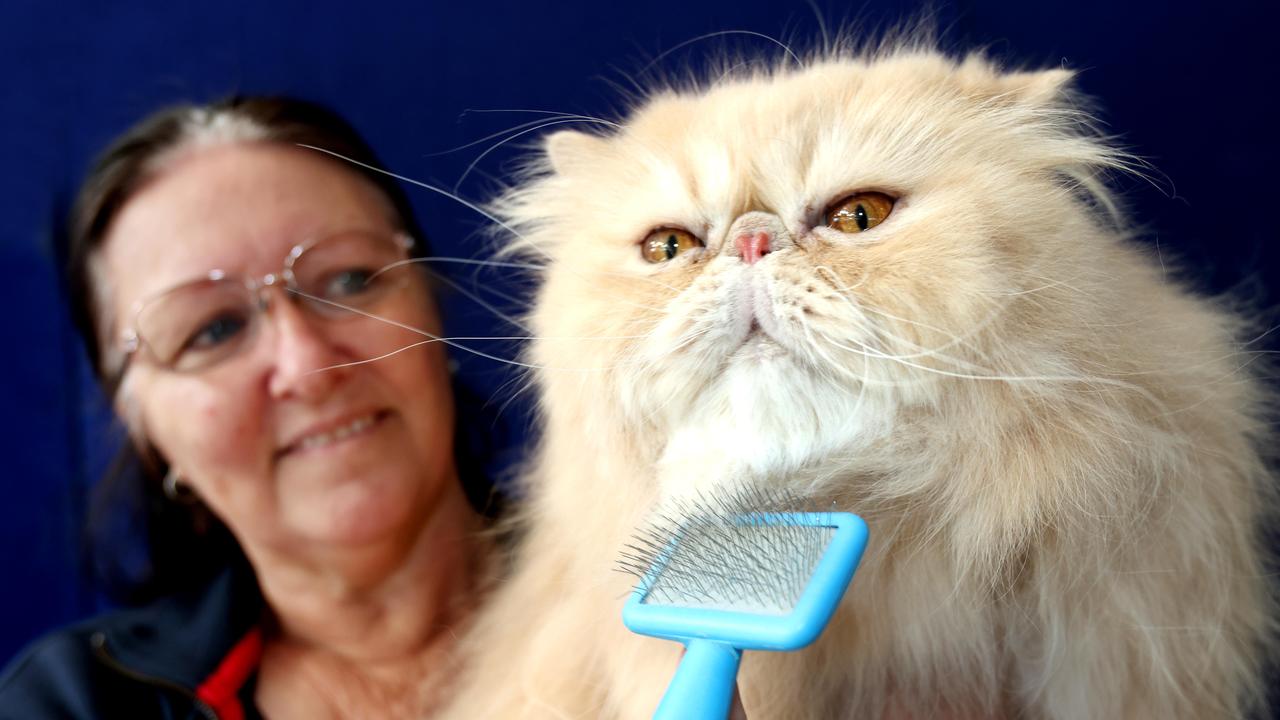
[0,97,496,719]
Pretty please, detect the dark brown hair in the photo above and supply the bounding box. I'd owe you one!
[67,96,441,602]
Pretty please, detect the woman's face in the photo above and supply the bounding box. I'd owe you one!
[100,142,457,557]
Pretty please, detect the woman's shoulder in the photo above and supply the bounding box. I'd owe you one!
[0,613,148,719]
[0,564,264,719]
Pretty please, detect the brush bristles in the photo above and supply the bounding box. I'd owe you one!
[617,488,834,614]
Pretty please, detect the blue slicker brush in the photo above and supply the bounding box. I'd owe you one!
[618,491,869,719]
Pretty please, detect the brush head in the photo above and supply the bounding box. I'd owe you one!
[619,488,868,651]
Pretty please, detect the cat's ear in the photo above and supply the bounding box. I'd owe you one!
[545,130,609,175]
[958,55,1074,107]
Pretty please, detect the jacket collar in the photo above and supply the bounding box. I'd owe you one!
[95,559,263,691]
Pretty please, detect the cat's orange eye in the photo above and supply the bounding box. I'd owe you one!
[824,192,895,234]
[641,228,703,264]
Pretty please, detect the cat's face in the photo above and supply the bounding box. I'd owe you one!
[508,52,1120,497]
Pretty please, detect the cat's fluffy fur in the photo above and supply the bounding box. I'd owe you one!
[441,45,1275,719]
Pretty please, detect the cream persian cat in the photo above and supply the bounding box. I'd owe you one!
[440,44,1275,719]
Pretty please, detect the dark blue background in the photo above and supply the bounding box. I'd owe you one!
[2,0,1275,668]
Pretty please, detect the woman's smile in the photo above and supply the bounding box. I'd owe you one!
[277,408,391,458]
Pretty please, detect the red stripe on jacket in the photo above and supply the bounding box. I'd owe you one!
[195,627,263,720]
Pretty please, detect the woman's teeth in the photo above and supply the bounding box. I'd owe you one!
[297,414,377,451]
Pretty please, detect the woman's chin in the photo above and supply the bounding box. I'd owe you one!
[291,478,424,548]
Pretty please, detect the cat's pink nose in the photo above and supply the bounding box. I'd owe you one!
[735,231,771,265]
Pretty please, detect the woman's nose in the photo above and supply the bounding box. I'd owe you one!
[266,295,350,401]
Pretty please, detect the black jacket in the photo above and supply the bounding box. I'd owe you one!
[0,564,265,719]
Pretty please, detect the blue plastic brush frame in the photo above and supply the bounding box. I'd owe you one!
[622,511,868,720]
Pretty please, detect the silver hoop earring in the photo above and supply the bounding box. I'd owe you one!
[162,468,199,504]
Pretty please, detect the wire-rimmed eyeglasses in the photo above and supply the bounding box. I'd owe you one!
[111,229,418,385]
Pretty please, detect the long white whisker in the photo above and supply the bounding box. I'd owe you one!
[296,147,687,313]
[295,144,557,266]
[425,112,619,158]
[292,288,658,374]
[821,333,1164,409]
[386,256,685,297]
[1240,323,1280,348]
[453,117,619,193]
[426,268,530,332]
[422,116,568,158]
[460,107,622,127]
[815,265,997,371]
[856,302,1001,370]
[638,30,803,77]
[375,256,547,274]
[318,340,440,371]
[291,289,540,370]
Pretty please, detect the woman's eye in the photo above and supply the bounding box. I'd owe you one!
[823,192,895,234]
[641,228,704,264]
[185,312,248,352]
[323,268,376,298]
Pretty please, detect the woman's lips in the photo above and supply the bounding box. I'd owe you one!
[280,410,387,456]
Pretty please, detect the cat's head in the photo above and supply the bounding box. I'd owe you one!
[500,49,1131,497]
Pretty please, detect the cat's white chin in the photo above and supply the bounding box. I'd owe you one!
[653,344,897,502]
[730,327,790,361]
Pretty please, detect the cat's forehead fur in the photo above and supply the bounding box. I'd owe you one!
[625,52,1065,140]
[633,54,1069,172]
[510,50,1112,261]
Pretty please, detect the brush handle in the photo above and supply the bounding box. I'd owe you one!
[654,639,742,720]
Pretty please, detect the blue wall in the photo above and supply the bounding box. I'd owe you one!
[2,0,1275,665]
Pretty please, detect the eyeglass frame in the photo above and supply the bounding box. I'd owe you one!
[109,229,418,387]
